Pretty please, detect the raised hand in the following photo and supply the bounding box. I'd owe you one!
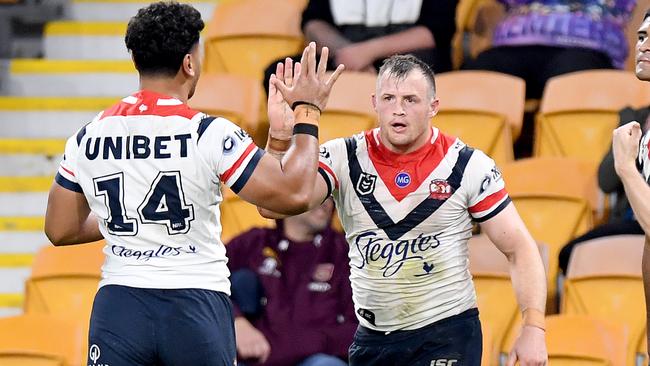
[268,58,298,140]
[613,121,643,176]
[270,42,344,112]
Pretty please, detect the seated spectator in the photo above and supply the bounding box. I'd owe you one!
[464,0,635,99]
[264,0,458,95]
[226,198,356,366]
[558,106,647,274]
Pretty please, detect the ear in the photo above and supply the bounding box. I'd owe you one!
[429,98,439,118]
[182,53,196,78]
[371,93,377,111]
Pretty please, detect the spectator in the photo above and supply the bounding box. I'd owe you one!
[264,0,458,95]
[227,198,357,366]
[465,0,636,99]
[558,106,647,274]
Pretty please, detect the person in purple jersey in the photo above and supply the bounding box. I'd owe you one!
[612,9,650,361]
[466,0,636,99]
[226,198,356,366]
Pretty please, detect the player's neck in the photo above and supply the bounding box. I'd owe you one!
[139,76,189,104]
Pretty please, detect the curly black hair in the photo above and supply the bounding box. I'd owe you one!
[125,1,204,77]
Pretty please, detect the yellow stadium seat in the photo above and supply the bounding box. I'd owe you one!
[502,157,596,311]
[535,70,650,164]
[434,71,524,166]
[24,241,104,317]
[189,73,262,138]
[468,234,548,366]
[203,0,304,81]
[562,235,645,365]
[319,71,376,143]
[0,314,83,366]
[220,187,274,244]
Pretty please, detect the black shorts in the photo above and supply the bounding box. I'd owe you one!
[349,308,482,366]
[87,284,236,366]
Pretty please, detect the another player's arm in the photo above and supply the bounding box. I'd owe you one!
[45,184,102,246]
[236,43,343,215]
[612,121,650,355]
[479,204,547,366]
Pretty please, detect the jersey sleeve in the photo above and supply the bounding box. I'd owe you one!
[196,116,264,194]
[318,138,346,198]
[639,131,650,183]
[464,150,510,222]
[55,128,85,193]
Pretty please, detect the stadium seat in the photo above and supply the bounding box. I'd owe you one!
[468,233,548,366]
[220,187,274,244]
[504,163,593,311]
[319,71,376,143]
[23,240,104,318]
[535,70,650,165]
[434,71,524,166]
[188,73,262,138]
[203,0,304,81]
[0,314,83,366]
[543,315,627,366]
[563,235,645,365]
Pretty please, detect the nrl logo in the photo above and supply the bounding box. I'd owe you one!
[356,172,377,196]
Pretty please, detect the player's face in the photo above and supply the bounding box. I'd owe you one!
[300,198,334,233]
[636,18,650,81]
[373,70,438,153]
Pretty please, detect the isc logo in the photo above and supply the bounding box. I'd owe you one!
[430,360,458,366]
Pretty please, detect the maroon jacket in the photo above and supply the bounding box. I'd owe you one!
[226,223,357,366]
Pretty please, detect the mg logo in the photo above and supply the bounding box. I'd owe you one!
[89,344,101,365]
[395,172,411,188]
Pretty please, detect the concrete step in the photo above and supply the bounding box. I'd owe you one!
[0,177,53,193]
[0,193,48,216]
[8,59,137,96]
[66,0,217,22]
[0,232,49,253]
[0,97,114,138]
[44,21,129,60]
[0,155,60,176]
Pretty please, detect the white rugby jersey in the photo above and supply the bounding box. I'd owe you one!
[318,127,509,331]
[56,90,263,293]
[640,131,650,182]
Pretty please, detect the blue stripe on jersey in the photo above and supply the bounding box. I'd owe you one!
[318,167,333,199]
[345,137,474,241]
[76,124,88,146]
[473,197,511,223]
[231,149,264,194]
[197,116,217,141]
[55,172,83,193]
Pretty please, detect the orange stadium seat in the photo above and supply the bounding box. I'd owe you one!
[562,235,646,365]
[535,70,650,165]
[0,314,83,366]
[502,157,596,311]
[319,71,376,143]
[220,187,274,244]
[434,71,524,166]
[468,233,548,366]
[203,0,304,81]
[189,73,262,139]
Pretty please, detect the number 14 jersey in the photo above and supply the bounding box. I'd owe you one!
[56,90,262,293]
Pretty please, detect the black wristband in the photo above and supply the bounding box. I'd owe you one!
[293,123,319,138]
[291,101,322,114]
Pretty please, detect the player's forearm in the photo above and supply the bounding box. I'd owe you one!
[303,20,351,53]
[360,26,435,59]
[46,213,102,246]
[619,167,650,233]
[507,234,547,323]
